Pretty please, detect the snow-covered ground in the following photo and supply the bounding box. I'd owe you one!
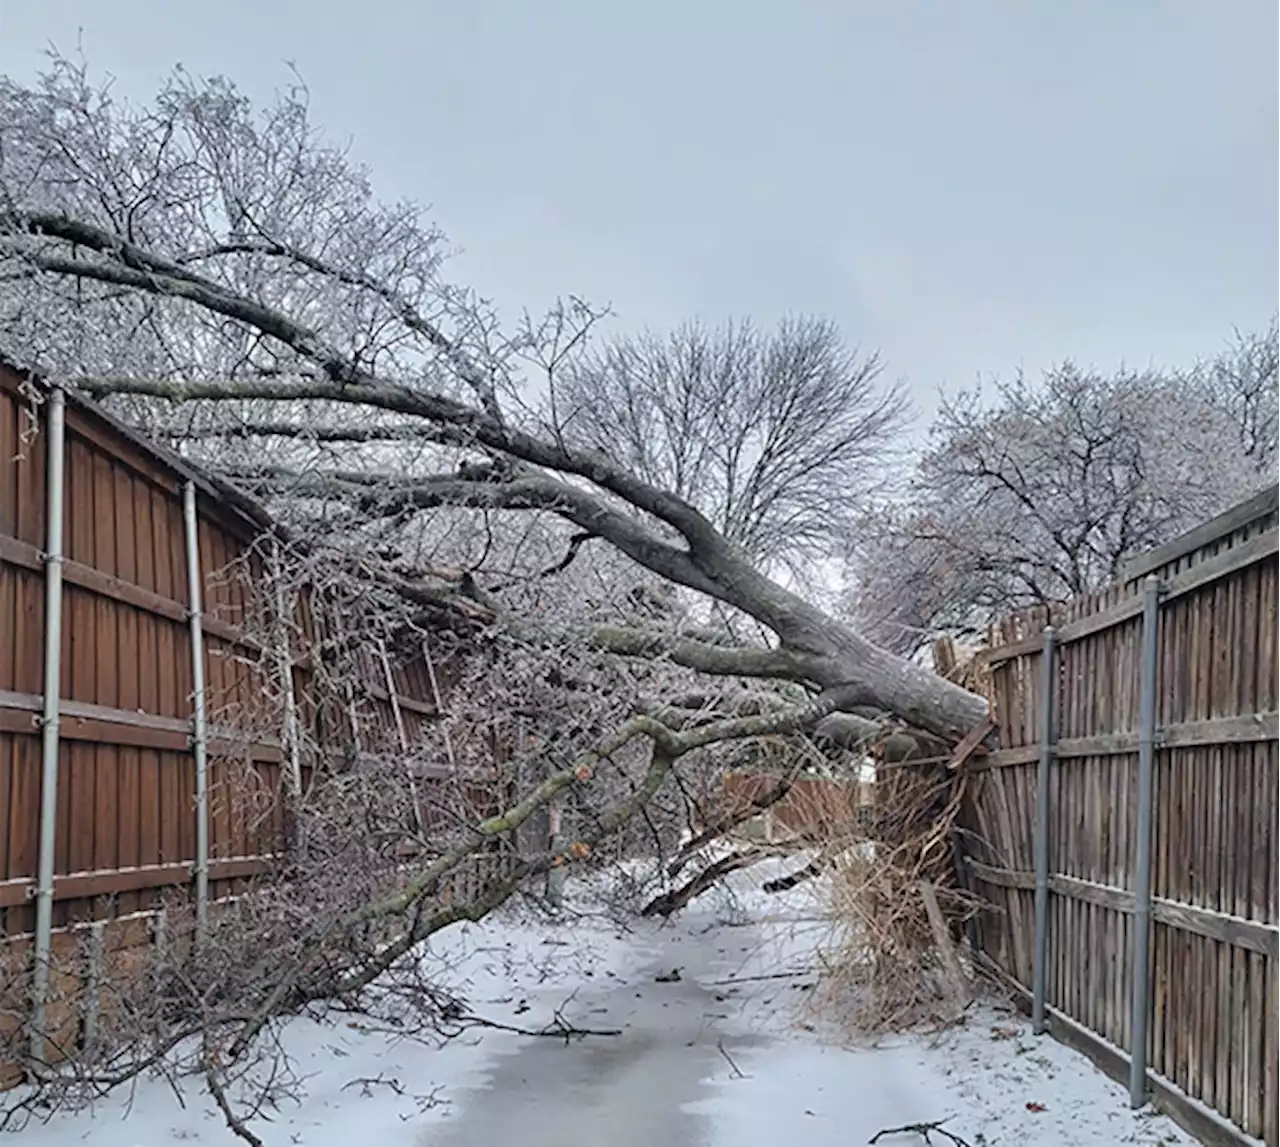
[11,863,1197,1146]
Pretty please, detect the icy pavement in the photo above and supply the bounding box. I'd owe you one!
[420,909,767,1147]
[11,865,1198,1146]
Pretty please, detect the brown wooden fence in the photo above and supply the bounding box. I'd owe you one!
[0,363,292,935]
[959,486,1279,1147]
[0,360,509,1075]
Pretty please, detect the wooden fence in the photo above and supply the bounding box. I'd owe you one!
[959,485,1279,1147]
[0,360,509,1075]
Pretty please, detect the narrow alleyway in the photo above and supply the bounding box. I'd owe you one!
[419,911,770,1146]
[415,880,1199,1147]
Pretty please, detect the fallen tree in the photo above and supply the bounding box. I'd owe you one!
[0,59,987,743]
[0,58,993,1141]
[1,621,865,1139]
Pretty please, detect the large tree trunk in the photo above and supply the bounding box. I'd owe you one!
[791,623,988,739]
[630,542,989,740]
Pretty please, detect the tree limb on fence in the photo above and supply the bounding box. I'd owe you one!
[228,689,859,1056]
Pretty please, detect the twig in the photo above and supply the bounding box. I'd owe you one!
[868,1117,973,1146]
[460,1009,622,1044]
[202,1043,263,1147]
[716,1039,747,1079]
[703,969,811,986]
[341,1073,406,1097]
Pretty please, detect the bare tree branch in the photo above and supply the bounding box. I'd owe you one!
[173,420,460,444]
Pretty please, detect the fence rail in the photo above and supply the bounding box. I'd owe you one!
[960,485,1279,1147]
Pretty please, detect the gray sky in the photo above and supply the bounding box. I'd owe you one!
[1,0,1276,423]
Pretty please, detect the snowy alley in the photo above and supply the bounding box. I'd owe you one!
[14,867,1197,1147]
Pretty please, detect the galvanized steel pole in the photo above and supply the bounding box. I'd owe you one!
[1031,624,1056,1035]
[183,482,210,934]
[30,385,66,1064]
[1129,576,1162,1107]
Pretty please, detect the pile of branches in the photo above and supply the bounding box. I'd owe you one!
[0,535,872,1143]
[642,733,986,1037]
[815,754,980,1034]
[596,684,992,1037]
[0,705,793,1140]
[753,638,992,1035]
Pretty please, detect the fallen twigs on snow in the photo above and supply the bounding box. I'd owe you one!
[458,994,623,1044]
[716,1039,748,1079]
[868,1117,973,1145]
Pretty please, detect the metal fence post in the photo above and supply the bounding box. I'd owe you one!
[30,385,66,1064]
[1031,624,1057,1035]
[1129,576,1162,1107]
[182,482,210,934]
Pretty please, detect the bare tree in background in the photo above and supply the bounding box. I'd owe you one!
[845,357,1277,654]
[552,318,909,583]
[1182,317,1278,474]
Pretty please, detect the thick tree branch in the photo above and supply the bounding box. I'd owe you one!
[8,212,989,739]
[642,851,768,917]
[11,212,727,552]
[174,421,459,445]
[174,234,504,420]
[226,464,722,598]
[585,624,829,683]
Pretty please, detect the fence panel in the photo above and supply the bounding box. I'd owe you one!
[0,361,523,1077]
[962,487,1279,1147]
[0,375,286,934]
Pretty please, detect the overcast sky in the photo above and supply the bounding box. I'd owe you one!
[1,1,1276,423]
